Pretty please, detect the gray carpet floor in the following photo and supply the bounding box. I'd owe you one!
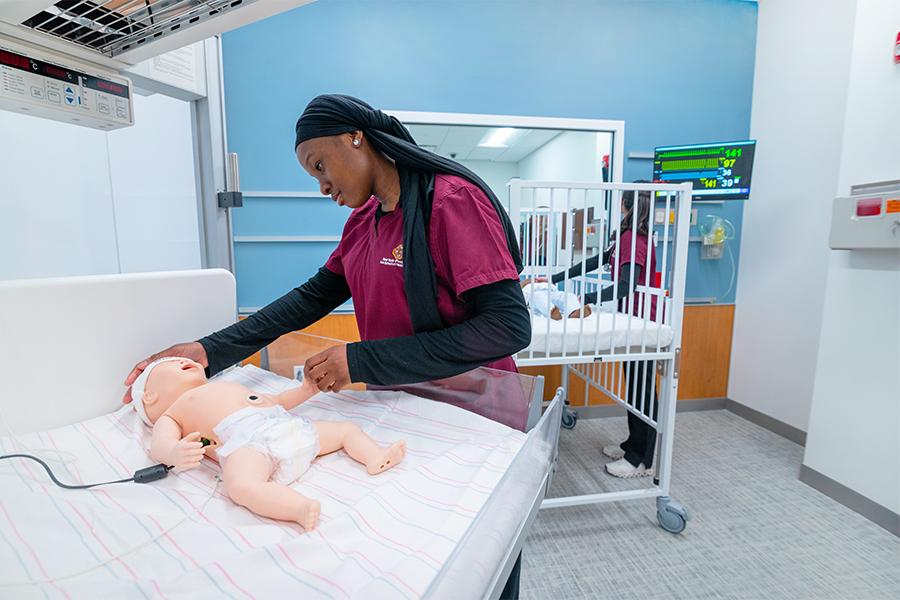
[520,410,900,599]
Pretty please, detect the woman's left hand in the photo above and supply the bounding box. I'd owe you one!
[304,343,351,392]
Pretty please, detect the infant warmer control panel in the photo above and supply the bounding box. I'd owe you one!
[0,37,133,131]
[829,180,900,250]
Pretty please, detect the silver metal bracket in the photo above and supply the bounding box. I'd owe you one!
[673,348,682,379]
[217,151,243,207]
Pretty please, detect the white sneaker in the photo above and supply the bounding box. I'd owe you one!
[602,444,625,460]
[605,458,651,479]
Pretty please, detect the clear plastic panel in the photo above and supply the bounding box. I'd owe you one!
[265,331,538,432]
[264,330,366,389]
[425,390,564,599]
[370,366,538,432]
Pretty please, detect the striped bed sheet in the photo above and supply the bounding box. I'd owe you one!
[0,366,527,599]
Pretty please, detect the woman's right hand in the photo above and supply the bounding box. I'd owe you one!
[122,342,208,404]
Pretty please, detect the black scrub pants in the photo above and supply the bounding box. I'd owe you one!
[620,361,659,469]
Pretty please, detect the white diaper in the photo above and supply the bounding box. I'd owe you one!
[523,282,584,318]
[214,405,320,485]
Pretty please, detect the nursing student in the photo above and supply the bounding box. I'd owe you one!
[123,94,533,598]
[546,182,660,479]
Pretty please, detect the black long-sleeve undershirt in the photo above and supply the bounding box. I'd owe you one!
[347,279,531,385]
[548,254,641,306]
[198,267,351,377]
[550,244,617,285]
[198,268,531,385]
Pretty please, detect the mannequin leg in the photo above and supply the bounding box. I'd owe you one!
[314,421,405,475]
[221,446,320,529]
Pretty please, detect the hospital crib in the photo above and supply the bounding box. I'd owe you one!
[508,179,693,534]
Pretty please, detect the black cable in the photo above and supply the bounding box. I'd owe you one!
[145,0,154,27]
[0,454,171,490]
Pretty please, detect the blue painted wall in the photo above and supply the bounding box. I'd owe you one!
[223,0,757,309]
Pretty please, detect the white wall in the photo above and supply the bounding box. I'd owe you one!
[108,93,201,273]
[728,0,859,431]
[458,160,519,204]
[802,0,900,514]
[458,132,612,210]
[0,93,200,280]
[517,131,610,212]
[1,109,120,279]
[518,131,607,182]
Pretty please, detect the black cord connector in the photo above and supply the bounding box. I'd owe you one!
[133,463,171,484]
[0,454,171,489]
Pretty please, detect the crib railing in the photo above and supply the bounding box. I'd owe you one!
[508,180,691,365]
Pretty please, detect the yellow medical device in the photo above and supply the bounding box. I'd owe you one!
[698,215,735,260]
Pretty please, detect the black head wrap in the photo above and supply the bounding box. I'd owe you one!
[295,94,524,333]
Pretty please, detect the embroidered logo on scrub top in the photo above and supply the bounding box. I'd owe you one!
[380,244,404,268]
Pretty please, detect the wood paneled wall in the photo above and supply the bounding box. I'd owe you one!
[241,314,361,377]
[520,304,735,402]
[243,305,735,401]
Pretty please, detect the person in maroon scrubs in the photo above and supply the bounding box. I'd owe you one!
[546,183,660,479]
[123,94,533,599]
[124,94,530,406]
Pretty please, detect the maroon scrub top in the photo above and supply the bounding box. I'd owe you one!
[326,174,521,373]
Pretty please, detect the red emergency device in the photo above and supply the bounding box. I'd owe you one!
[895,32,900,64]
[856,197,882,217]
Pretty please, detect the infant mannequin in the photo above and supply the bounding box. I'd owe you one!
[521,280,593,320]
[131,357,406,530]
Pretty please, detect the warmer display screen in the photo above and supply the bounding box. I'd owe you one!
[0,47,129,98]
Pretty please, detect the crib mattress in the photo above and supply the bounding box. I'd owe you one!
[523,311,675,356]
[0,366,527,599]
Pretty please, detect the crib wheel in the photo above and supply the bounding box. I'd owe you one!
[561,408,578,430]
[656,496,690,534]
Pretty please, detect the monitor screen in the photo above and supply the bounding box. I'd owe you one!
[653,140,756,200]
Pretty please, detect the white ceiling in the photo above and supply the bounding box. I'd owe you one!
[406,124,563,163]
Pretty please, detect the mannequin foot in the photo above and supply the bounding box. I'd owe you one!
[367,440,406,475]
[568,305,592,318]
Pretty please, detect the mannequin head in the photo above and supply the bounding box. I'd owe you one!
[131,357,207,425]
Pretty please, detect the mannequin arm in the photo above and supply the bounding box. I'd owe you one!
[273,377,320,411]
[150,415,205,472]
